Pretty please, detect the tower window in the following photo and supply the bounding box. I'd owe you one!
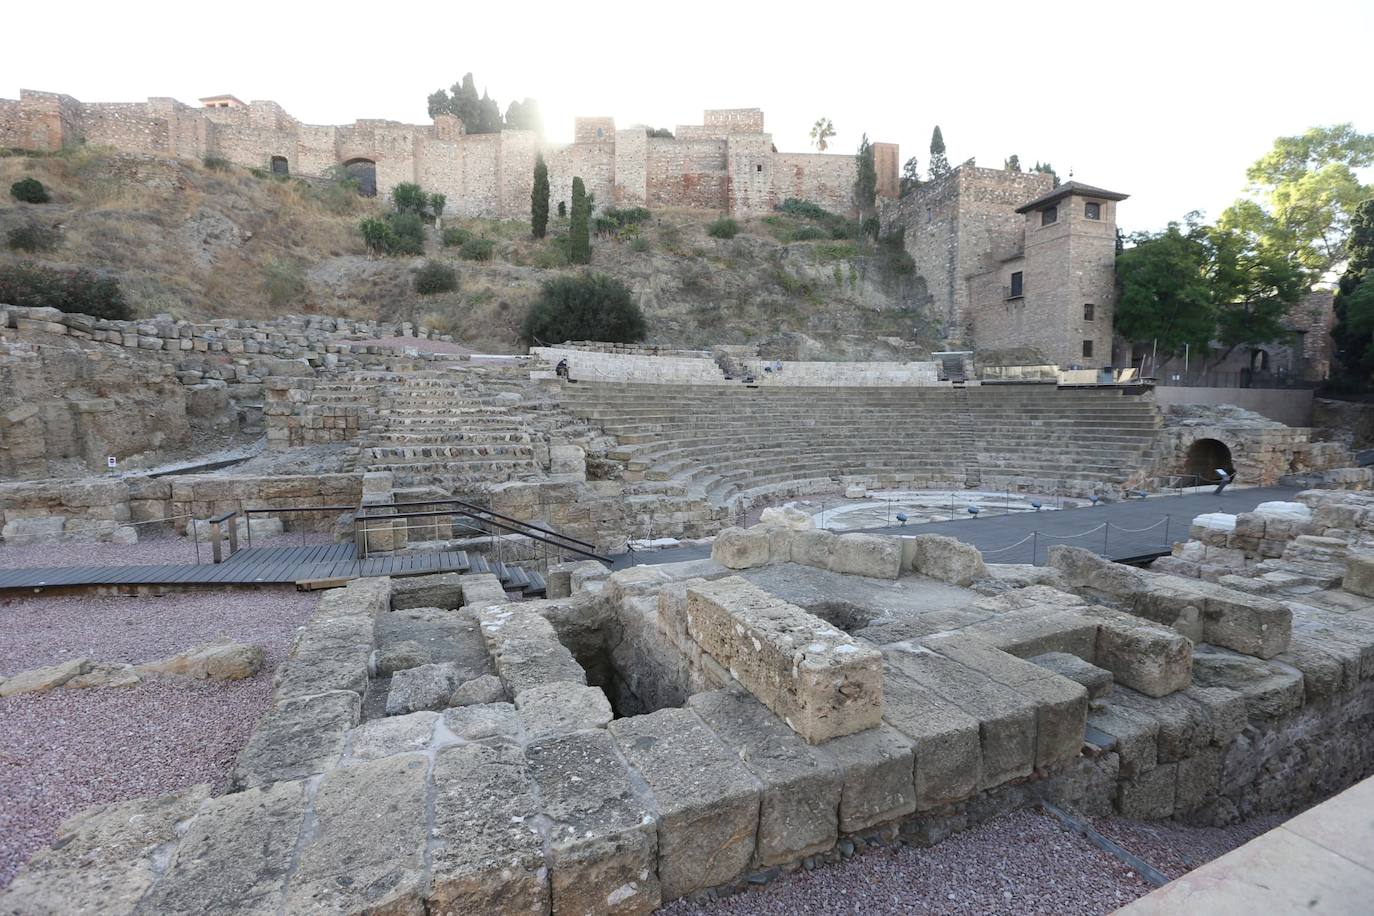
[1082,340,1094,358]
[1085,201,1101,220]
[1041,205,1058,226]
[756,164,762,172]
[1083,303,1095,321]
[1009,271,1023,298]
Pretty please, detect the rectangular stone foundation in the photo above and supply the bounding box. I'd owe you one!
[685,576,882,743]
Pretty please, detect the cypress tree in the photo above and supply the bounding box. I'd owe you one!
[531,154,550,239]
[569,177,591,264]
[928,126,950,179]
[854,134,877,219]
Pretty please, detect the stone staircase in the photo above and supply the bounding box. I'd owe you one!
[561,382,1164,508]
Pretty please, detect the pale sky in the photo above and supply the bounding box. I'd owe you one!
[4,0,1370,232]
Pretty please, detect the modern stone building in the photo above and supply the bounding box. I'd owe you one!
[0,89,897,220]
[882,168,1127,369]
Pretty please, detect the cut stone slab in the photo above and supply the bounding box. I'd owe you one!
[348,711,439,761]
[140,780,308,915]
[1030,651,1114,700]
[0,657,90,697]
[390,571,466,610]
[452,673,506,706]
[907,534,988,586]
[885,643,1037,788]
[273,614,374,702]
[429,741,549,915]
[515,681,614,740]
[440,702,521,742]
[1086,704,1159,778]
[1190,646,1305,720]
[459,572,511,609]
[610,708,759,900]
[372,639,432,676]
[1081,605,1193,698]
[230,689,359,790]
[285,752,429,915]
[828,533,902,579]
[875,657,981,810]
[689,690,842,865]
[385,661,462,715]
[686,577,883,743]
[374,605,492,677]
[712,526,771,569]
[1119,761,1178,819]
[527,729,661,915]
[478,604,588,697]
[0,787,210,914]
[815,722,917,832]
[1344,555,1374,598]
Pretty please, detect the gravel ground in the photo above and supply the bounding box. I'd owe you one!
[662,810,1154,916]
[1091,814,1288,879]
[0,674,274,888]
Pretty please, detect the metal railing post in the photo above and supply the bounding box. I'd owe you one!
[211,520,223,564]
[1164,514,1171,550]
[226,518,238,558]
[1103,521,1110,557]
[1032,530,1038,567]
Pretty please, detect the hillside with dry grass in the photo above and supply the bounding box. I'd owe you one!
[1,149,937,356]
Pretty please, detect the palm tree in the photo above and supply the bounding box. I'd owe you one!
[809,117,835,152]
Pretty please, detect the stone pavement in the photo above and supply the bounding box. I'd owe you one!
[1116,773,1374,914]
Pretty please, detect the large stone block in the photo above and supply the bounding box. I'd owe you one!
[609,709,759,900]
[685,577,883,743]
[1084,607,1193,698]
[478,604,588,698]
[390,571,466,610]
[907,534,987,586]
[689,690,841,865]
[711,526,771,569]
[230,690,359,789]
[516,682,614,740]
[1343,555,1374,597]
[286,753,430,914]
[815,723,917,832]
[527,730,660,915]
[877,658,981,809]
[829,533,902,579]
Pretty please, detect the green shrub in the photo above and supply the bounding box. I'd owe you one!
[0,261,129,319]
[415,260,459,294]
[359,211,425,256]
[429,193,446,219]
[10,177,49,203]
[861,215,881,240]
[557,201,567,218]
[604,206,651,227]
[778,198,834,221]
[791,225,827,241]
[392,182,428,214]
[569,178,591,265]
[263,259,307,308]
[442,227,472,247]
[593,215,619,236]
[879,228,916,275]
[7,224,60,252]
[202,155,232,172]
[459,237,495,261]
[630,236,651,253]
[707,217,739,239]
[533,237,571,269]
[520,273,645,345]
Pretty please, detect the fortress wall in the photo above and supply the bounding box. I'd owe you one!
[80,103,174,156]
[614,128,649,207]
[646,137,728,210]
[415,135,464,211]
[703,108,765,134]
[457,133,502,217]
[295,124,342,176]
[772,151,855,215]
[726,134,775,217]
[548,142,616,215]
[498,130,539,221]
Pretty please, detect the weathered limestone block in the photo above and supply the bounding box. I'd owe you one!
[609,709,759,900]
[1,516,65,545]
[878,658,981,809]
[907,534,987,586]
[711,526,772,569]
[141,780,308,914]
[1344,555,1374,597]
[230,690,359,789]
[286,753,429,915]
[829,533,902,579]
[516,682,614,740]
[478,604,587,698]
[689,690,841,865]
[547,559,610,599]
[348,711,439,761]
[1190,647,1305,720]
[686,577,883,743]
[0,657,90,697]
[1030,652,1114,700]
[429,741,549,915]
[789,528,838,569]
[1175,746,1225,812]
[386,662,462,715]
[1112,689,1219,763]
[390,571,466,610]
[1086,704,1159,778]
[372,639,432,676]
[1118,761,1178,819]
[815,723,917,832]
[0,785,210,916]
[452,673,507,706]
[1080,606,1193,698]
[884,644,1035,790]
[527,730,661,915]
[758,506,814,530]
[137,638,264,681]
[460,572,512,609]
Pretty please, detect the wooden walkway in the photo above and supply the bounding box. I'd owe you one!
[0,543,501,592]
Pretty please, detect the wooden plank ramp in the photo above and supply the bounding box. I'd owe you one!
[0,546,474,593]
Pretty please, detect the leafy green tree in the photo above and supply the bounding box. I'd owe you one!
[392,183,428,214]
[0,262,129,319]
[899,157,920,197]
[504,98,542,133]
[1032,161,1059,187]
[854,134,877,218]
[569,177,591,264]
[1116,222,1218,360]
[429,193,446,220]
[10,177,49,203]
[1205,222,1308,358]
[1333,199,1374,383]
[427,73,513,134]
[809,117,835,152]
[531,154,550,239]
[521,273,645,345]
[1221,124,1374,277]
[1004,155,1021,172]
[928,127,950,179]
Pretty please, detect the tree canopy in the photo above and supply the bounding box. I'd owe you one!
[928,127,950,179]
[531,154,550,239]
[809,117,835,152]
[900,156,920,197]
[1333,199,1374,385]
[854,134,877,218]
[427,73,540,135]
[521,273,645,346]
[1220,123,1374,277]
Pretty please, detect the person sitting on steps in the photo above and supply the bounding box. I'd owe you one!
[555,358,570,380]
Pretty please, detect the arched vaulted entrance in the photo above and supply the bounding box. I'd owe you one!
[342,158,377,197]
[1184,438,1235,483]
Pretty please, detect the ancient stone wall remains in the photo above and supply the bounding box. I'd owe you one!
[530,345,943,386]
[0,90,897,219]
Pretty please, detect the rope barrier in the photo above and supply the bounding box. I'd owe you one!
[1037,523,1108,540]
[978,532,1038,554]
[1108,518,1169,534]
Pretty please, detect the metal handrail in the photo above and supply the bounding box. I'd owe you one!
[353,503,611,564]
[363,497,600,551]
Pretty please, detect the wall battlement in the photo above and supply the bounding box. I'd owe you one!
[0,89,896,219]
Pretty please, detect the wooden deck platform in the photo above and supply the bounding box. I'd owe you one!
[0,543,502,592]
